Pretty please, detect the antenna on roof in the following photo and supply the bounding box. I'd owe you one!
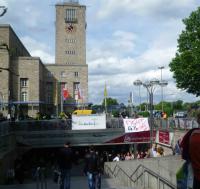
[68,0,79,3]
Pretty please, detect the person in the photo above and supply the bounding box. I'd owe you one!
[150,144,157,157]
[7,113,11,121]
[113,154,120,162]
[84,146,101,189]
[180,126,200,189]
[157,147,164,157]
[189,129,200,188]
[95,151,104,189]
[58,141,73,189]
[174,139,182,155]
[125,152,132,160]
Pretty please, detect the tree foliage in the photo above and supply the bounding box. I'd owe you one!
[102,97,119,107]
[169,7,200,96]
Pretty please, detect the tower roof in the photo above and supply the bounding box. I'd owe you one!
[56,0,80,6]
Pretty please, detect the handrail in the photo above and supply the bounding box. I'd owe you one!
[104,163,176,189]
[106,163,134,183]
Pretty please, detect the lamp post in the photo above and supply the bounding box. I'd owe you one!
[0,6,7,17]
[159,80,168,112]
[142,79,160,147]
[158,66,168,112]
[133,80,142,111]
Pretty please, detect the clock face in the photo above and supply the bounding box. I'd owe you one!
[66,23,76,33]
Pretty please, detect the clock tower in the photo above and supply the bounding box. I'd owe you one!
[55,1,86,65]
[46,0,88,109]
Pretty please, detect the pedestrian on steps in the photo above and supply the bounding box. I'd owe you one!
[84,146,102,189]
[58,141,73,189]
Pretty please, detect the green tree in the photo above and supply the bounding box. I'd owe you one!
[102,97,119,106]
[173,100,184,111]
[154,101,174,116]
[169,7,200,96]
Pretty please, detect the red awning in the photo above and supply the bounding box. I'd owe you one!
[105,130,156,144]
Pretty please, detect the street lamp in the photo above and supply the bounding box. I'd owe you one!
[159,80,168,112]
[142,78,160,147]
[0,6,7,17]
[158,66,168,112]
[133,79,142,111]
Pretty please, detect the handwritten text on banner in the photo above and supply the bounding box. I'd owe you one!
[123,118,150,133]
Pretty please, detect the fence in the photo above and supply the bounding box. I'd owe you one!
[0,117,199,134]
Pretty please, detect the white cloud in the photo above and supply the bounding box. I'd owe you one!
[0,0,52,29]
[88,25,199,104]
[96,0,197,19]
[21,36,54,63]
[31,50,55,64]
[112,30,137,51]
[0,0,198,104]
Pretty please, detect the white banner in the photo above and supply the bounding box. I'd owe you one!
[123,118,150,133]
[72,114,106,130]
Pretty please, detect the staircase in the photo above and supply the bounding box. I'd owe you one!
[0,176,136,189]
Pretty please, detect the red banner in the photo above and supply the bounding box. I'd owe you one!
[158,130,170,145]
[105,131,156,144]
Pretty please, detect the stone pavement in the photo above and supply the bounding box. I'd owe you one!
[0,176,134,189]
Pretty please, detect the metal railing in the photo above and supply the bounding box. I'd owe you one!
[35,167,47,189]
[154,117,199,130]
[0,117,199,134]
[11,118,124,132]
[104,163,176,189]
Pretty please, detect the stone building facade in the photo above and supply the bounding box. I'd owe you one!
[0,1,88,118]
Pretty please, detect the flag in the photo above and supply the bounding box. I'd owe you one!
[63,88,69,100]
[61,83,70,100]
[104,83,107,97]
[75,88,82,101]
[78,88,82,99]
[104,82,108,113]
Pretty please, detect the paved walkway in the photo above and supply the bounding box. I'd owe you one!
[0,176,134,189]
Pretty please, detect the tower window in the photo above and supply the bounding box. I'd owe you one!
[65,50,76,55]
[65,39,77,43]
[74,72,79,77]
[65,9,77,23]
[20,78,28,87]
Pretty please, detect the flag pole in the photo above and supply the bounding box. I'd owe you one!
[104,82,107,114]
[60,83,63,113]
[105,96,107,114]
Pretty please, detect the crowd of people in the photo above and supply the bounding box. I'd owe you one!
[57,142,167,189]
[111,145,165,162]
[5,129,200,189]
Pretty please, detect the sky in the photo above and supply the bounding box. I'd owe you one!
[0,0,200,105]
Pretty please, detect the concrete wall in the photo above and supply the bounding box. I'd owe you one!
[104,155,184,189]
[0,122,17,184]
